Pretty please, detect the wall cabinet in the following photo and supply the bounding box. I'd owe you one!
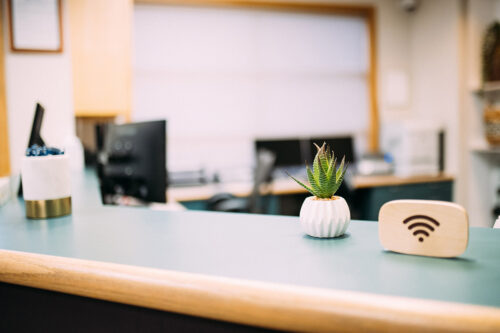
[68,0,133,121]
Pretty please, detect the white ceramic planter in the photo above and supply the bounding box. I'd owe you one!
[21,155,71,219]
[299,196,350,238]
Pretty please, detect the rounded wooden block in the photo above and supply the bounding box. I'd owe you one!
[378,200,468,258]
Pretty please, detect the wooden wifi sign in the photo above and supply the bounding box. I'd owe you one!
[379,200,469,258]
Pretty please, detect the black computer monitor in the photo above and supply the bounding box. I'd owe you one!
[28,103,45,147]
[308,136,355,165]
[19,103,46,196]
[255,139,303,167]
[98,120,167,204]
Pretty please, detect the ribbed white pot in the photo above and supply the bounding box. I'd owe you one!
[299,196,350,238]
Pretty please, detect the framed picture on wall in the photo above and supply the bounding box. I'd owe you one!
[7,0,63,53]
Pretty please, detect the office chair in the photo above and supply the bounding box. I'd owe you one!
[208,149,276,214]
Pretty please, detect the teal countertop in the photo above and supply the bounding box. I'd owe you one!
[1,169,499,309]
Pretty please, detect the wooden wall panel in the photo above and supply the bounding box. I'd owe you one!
[0,1,11,177]
[69,0,133,121]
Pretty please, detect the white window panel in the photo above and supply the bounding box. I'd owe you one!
[133,4,369,170]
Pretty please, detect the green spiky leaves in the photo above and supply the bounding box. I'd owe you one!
[288,142,348,199]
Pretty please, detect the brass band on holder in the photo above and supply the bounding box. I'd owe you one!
[25,197,72,219]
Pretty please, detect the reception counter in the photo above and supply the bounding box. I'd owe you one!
[0,170,499,332]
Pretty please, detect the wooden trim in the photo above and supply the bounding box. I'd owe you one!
[367,8,379,153]
[169,175,455,202]
[134,0,380,152]
[7,0,63,53]
[136,0,372,15]
[274,173,454,193]
[0,1,10,177]
[0,249,499,332]
[352,173,455,189]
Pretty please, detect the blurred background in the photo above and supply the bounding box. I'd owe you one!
[1,0,499,226]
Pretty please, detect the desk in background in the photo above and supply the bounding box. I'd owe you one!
[170,173,454,219]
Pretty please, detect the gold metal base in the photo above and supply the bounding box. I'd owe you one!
[25,197,72,219]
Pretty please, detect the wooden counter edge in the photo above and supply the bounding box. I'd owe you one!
[1,249,499,333]
[168,174,455,202]
[352,173,455,189]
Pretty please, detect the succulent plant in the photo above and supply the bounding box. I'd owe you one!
[288,142,347,199]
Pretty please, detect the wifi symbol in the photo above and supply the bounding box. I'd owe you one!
[403,215,440,242]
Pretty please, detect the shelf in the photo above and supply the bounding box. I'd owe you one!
[483,81,500,92]
[472,81,500,95]
[469,141,500,154]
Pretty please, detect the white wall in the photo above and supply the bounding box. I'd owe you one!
[373,0,412,121]
[2,0,75,175]
[408,0,463,197]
